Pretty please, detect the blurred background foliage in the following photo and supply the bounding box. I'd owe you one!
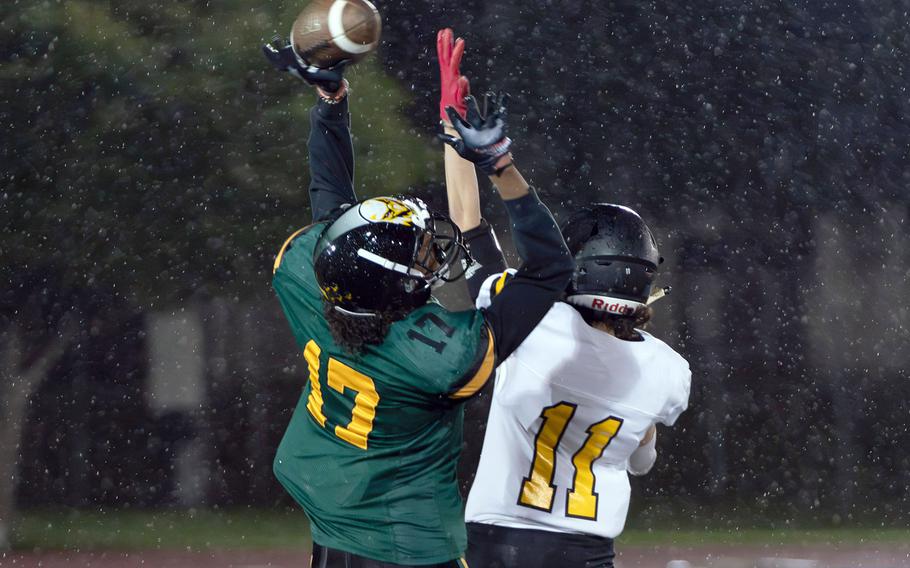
[2,0,910,546]
[2,0,437,306]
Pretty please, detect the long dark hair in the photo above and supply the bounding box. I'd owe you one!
[576,304,653,341]
[323,302,409,354]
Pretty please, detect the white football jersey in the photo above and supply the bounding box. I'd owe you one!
[465,272,691,539]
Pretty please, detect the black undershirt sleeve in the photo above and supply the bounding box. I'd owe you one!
[307,96,357,223]
[481,188,574,363]
[463,219,508,302]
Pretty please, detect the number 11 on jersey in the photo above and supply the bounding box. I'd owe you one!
[519,402,623,520]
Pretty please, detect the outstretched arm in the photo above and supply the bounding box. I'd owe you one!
[446,133,508,300]
[263,37,356,223]
[438,29,481,231]
[443,126,482,231]
[441,92,573,362]
[307,83,357,222]
[481,181,571,361]
[437,29,508,299]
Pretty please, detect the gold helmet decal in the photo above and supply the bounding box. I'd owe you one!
[359,197,428,228]
[320,284,353,303]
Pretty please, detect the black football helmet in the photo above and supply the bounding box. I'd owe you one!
[313,196,469,317]
[561,204,662,317]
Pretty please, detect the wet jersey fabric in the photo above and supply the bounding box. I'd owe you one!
[465,271,691,539]
[272,225,494,564]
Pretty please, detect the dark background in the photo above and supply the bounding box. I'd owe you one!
[2,0,908,535]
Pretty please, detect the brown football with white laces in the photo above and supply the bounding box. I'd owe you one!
[291,0,382,68]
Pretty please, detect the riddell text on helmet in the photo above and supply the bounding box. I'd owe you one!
[590,298,634,315]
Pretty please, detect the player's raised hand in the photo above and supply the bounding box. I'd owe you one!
[439,92,512,176]
[437,28,471,124]
[262,35,348,94]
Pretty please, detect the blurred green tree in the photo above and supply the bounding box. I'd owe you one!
[0,0,439,545]
[2,0,438,306]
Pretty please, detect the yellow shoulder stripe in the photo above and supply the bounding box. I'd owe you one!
[450,327,495,400]
[273,225,314,274]
[494,270,510,296]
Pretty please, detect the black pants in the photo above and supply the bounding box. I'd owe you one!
[311,543,468,568]
[465,522,615,568]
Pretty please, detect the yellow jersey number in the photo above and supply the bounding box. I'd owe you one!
[519,402,624,520]
[302,340,379,450]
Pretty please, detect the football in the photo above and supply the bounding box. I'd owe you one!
[291,0,382,68]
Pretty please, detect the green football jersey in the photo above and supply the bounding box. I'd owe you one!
[271,224,494,564]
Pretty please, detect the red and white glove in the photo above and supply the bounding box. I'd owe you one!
[437,28,471,125]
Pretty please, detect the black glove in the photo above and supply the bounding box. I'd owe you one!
[262,36,347,94]
[439,92,513,176]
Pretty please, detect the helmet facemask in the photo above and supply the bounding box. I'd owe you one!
[413,211,471,290]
